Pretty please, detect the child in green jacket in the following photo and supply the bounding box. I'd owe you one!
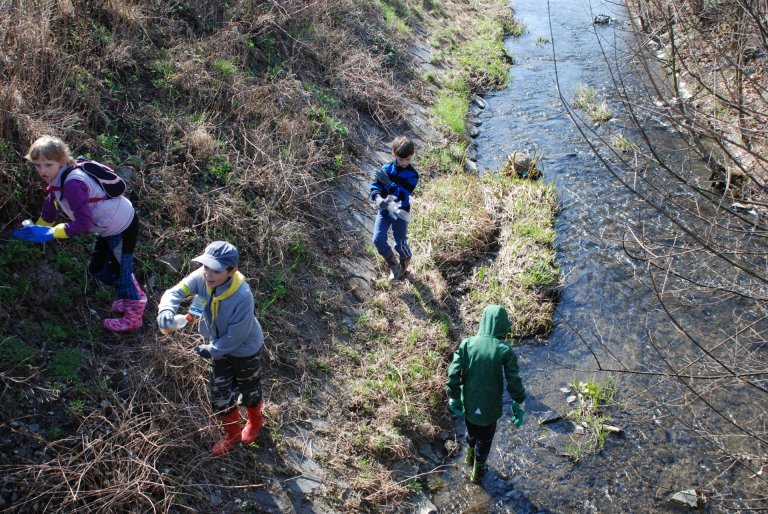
[446,304,526,482]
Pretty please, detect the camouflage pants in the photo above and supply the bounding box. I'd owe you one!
[209,349,263,414]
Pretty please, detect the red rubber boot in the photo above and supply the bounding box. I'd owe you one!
[212,409,242,457]
[241,400,263,444]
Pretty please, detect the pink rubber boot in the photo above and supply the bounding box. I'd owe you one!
[112,275,146,313]
[103,298,146,333]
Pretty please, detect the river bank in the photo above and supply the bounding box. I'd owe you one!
[0,1,563,512]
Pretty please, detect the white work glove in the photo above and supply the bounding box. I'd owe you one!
[157,310,175,329]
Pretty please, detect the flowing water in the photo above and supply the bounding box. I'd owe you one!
[429,0,767,512]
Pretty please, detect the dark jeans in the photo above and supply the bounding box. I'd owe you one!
[466,419,497,466]
[89,212,140,299]
[372,210,411,260]
[209,349,263,413]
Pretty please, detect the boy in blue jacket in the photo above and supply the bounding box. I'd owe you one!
[446,305,526,482]
[370,136,419,280]
[157,241,265,456]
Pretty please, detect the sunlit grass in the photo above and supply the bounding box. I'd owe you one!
[572,84,613,124]
[564,378,619,461]
[463,174,559,336]
[432,90,468,136]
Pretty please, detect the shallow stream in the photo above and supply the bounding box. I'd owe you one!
[429,0,765,512]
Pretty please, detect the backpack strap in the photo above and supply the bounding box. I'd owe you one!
[48,165,109,203]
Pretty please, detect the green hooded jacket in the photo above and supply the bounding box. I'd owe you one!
[446,305,526,426]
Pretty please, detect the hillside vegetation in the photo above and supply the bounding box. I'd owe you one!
[0,1,558,512]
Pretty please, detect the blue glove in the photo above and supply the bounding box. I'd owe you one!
[194,345,212,359]
[375,169,392,186]
[157,310,175,329]
[511,401,525,427]
[448,398,464,417]
[12,225,55,243]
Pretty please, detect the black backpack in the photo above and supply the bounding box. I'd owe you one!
[60,157,126,199]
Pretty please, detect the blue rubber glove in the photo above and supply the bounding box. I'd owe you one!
[448,398,465,417]
[511,401,525,427]
[12,225,55,243]
[194,345,212,360]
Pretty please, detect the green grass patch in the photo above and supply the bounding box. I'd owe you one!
[572,84,613,124]
[259,271,287,315]
[564,378,619,461]
[0,239,37,304]
[41,322,69,344]
[309,106,349,140]
[432,90,468,137]
[375,0,411,36]
[47,347,85,384]
[418,143,467,176]
[462,174,559,336]
[0,337,37,371]
[610,133,638,153]
[206,155,233,182]
[214,59,236,79]
[305,83,342,108]
[453,18,512,87]
[65,399,86,419]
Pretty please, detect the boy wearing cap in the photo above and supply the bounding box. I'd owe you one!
[157,241,265,457]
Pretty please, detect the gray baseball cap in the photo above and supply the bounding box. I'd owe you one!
[192,241,239,272]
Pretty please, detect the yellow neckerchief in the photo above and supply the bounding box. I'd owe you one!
[207,271,245,322]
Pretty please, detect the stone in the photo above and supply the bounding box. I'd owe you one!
[471,95,486,109]
[444,439,458,456]
[158,253,183,273]
[538,410,563,425]
[670,489,703,509]
[115,166,135,183]
[417,442,439,463]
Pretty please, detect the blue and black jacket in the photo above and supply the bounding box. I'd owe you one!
[369,161,419,212]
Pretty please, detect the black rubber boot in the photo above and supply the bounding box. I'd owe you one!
[385,253,401,281]
[399,257,410,277]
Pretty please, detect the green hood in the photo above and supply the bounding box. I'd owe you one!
[476,304,510,339]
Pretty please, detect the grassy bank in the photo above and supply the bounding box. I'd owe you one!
[0,0,558,511]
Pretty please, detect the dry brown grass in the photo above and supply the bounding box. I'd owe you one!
[410,172,497,272]
[0,0,410,510]
[4,339,245,513]
[409,166,558,337]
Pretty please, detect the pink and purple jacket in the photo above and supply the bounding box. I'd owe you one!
[41,166,134,237]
